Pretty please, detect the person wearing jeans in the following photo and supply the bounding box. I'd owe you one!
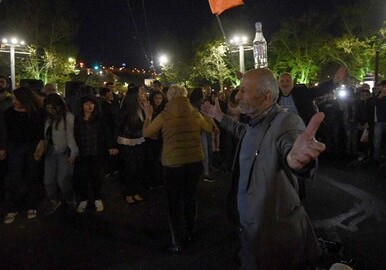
[43,94,79,214]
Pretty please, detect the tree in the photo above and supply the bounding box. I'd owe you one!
[19,46,76,86]
[0,0,78,88]
[190,40,233,91]
[337,0,383,38]
[324,0,386,81]
[269,12,332,84]
[159,60,193,88]
[378,23,386,81]
[321,34,374,80]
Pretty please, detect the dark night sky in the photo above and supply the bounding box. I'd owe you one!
[75,0,223,68]
[73,0,383,69]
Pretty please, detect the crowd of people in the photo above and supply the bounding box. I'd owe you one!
[0,78,222,255]
[0,67,386,268]
[315,80,386,167]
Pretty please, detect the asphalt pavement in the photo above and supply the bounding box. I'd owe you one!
[0,156,386,270]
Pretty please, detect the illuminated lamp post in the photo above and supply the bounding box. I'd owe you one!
[230,35,252,73]
[0,37,29,89]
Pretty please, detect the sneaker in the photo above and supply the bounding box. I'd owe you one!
[45,200,62,215]
[203,175,215,183]
[27,209,37,219]
[125,196,135,205]
[77,200,88,213]
[94,200,104,212]
[4,212,18,224]
[133,194,144,202]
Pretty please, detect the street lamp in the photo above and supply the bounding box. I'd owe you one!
[159,54,169,67]
[230,35,252,73]
[0,37,28,89]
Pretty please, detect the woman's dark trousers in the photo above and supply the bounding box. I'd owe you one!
[163,162,202,246]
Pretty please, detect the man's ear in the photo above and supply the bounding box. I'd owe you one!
[264,90,272,102]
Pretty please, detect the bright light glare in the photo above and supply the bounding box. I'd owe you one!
[338,89,347,99]
[231,35,248,45]
[159,55,169,66]
[1,38,26,46]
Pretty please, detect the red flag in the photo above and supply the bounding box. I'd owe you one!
[208,0,244,15]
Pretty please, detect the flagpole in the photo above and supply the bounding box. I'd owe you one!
[216,15,227,42]
[215,15,240,74]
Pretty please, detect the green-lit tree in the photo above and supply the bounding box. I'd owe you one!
[190,40,233,91]
[322,0,386,81]
[378,23,386,81]
[160,60,193,88]
[321,34,374,80]
[0,0,78,88]
[269,12,332,84]
[20,46,76,86]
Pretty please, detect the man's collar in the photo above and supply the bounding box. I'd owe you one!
[248,104,276,126]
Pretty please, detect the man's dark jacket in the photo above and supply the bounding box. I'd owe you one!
[277,80,335,125]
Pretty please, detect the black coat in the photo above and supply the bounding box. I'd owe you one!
[74,114,114,158]
[277,80,335,125]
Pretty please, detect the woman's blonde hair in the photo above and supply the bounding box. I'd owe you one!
[167,84,188,100]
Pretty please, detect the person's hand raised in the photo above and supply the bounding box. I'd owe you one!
[200,98,225,122]
[333,66,349,84]
[286,112,326,170]
[141,101,153,120]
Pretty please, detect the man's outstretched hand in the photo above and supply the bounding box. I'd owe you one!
[200,98,224,122]
[287,112,326,170]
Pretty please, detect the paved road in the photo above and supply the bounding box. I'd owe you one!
[305,159,386,269]
[0,158,385,269]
